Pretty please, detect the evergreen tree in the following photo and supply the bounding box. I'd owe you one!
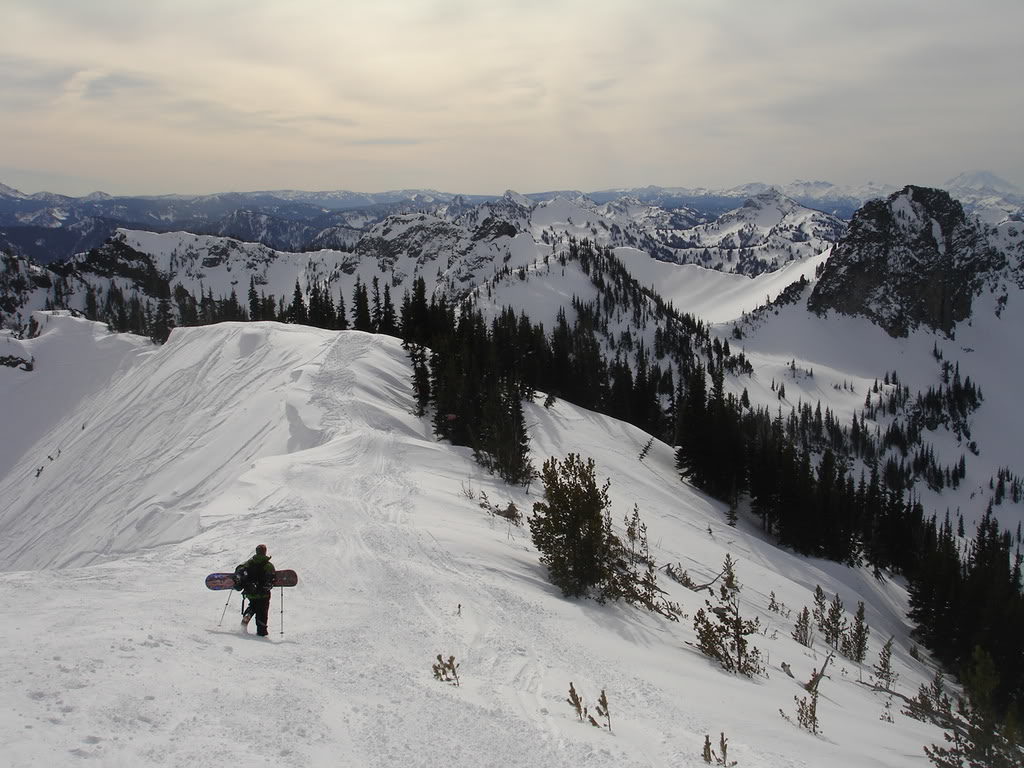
[335,291,348,330]
[529,454,614,599]
[288,280,307,325]
[792,606,814,647]
[874,636,899,691]
[371,276,382,330]
[84,283,98,320]
[409,343,431,418]
[379,284,398,336]
[842,601,870,664]
[490,383,533,486]
[823,592,847,651]
[925,647,1023,767]
[610,504,679,620]
[150,291,175,345]
[812,585,828,633]
[248,277,261,321]
[675,362,710,488]
[399,277,429,345]
[260,292,277,322]
[693,554,765,676]
[352,277,372,331]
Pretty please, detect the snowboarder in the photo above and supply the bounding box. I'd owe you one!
[235,544,276,636]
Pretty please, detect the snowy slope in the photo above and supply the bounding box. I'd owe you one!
[0,313,151,480]
[722,265,1024,531]
[1,314,952,767]
[611,247,831,324]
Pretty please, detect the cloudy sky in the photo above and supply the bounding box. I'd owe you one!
[1,0,1021,196]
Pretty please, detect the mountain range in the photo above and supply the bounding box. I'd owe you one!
[1,172,1020,264]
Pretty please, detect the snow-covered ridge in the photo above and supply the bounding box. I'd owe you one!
[0,320,339,569]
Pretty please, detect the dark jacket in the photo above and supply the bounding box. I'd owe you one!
[235,553,276,599]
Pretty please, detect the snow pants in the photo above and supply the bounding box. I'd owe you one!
[243,594,271,636]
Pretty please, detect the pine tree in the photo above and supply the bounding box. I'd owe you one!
[675,362,710,488]
[248,277,260,321]
[408,344,431,418]
[842,601,870,663]
[288,279,307,325]
[352,277,372,331]
[495,385,532,486]
[823,592,847,650]
[335,291,348,330]
[925,647,1023,767]
[150,293,175,345]
[609,504,679,620]
[693,554,764,676]
[528,454,614,598]
[812,585,828,633]
[379,284,398,336]
[792,606,814,647]
[873,636,898,691]
[371,276,382,330]
[85,283,98,320]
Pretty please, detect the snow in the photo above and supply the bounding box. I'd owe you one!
[613,247,829,324]
[931,220,945,256]
[0,312,151,481]
[0,313,955,767]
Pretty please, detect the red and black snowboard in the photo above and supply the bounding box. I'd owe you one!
[205,569,299,590]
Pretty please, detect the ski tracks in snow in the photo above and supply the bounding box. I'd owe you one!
[255,333,652,767]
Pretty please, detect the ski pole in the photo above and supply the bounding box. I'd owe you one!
[218,589,233,627]
[280,585,285,636]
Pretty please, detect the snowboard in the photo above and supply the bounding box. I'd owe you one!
[205,569,299,590]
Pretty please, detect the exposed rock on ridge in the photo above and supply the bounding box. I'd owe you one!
[807,186,1006,337]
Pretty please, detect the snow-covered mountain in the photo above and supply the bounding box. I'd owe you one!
[0,313,980,766]
[0,190,841,334]
[4,173,1020,264]
[594,174,1023,222]
[649,190,846,275]
[941,171,1024,226]
[944,170,1022,197]
[0,187,442,262]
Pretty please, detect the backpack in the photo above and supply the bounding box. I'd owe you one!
[234,562,272,594]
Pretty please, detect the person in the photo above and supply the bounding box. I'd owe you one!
[234,544,276,636]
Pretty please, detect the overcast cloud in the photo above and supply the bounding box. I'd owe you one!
[1,0,1020,195]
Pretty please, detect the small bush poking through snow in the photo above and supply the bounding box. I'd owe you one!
[702,732,737,766]
[566,682,612,732]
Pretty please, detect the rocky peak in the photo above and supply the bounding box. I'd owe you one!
[501,190,535,210]
[807,186,1006,337]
